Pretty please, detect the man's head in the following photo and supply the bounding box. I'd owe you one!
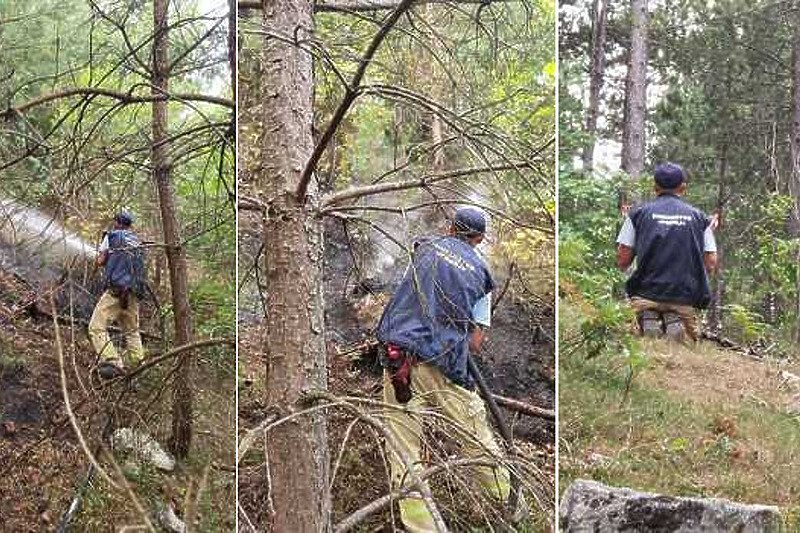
[114,211,134,229]
[449,207,487,246]
[654,162,687,195]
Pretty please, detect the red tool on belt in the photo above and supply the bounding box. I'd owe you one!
[386,343,414,403]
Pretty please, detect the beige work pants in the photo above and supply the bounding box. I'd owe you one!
[629,296,699,342]
[383,362,510,532]
[88,290,144,364]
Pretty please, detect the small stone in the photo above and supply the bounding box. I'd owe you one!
[787,393,800,416]
[156,504,186,533]
[3,420,16,435]
[112,428,176,472]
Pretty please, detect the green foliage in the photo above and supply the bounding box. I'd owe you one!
[560,322,800,521]
[559,171,644,379]
[725,304,766,344]
[561,0,800,349]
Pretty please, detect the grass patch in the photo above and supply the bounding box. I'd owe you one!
[560,299,800,528]
[0,353,24,372]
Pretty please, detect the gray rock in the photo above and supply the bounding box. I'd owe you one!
[560,479,782,532]
[156,504,186,533]
[111,427,176,472]
[787,393,800,416]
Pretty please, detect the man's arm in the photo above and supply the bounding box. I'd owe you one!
[617,244,635,271]
[703,224,718,274]
[704,252,717,273]
[96,234,110,267]
[469,292,491,353]
[616,216,636,271]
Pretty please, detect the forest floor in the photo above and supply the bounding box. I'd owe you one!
[0,269,235,531]
[559,297,800,528]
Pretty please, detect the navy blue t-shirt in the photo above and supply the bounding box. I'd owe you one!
[625,194,711,309]
[376,236,494,389]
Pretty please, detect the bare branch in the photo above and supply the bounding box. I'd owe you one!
[240,0,516,13]
[334,458,497,532]
[295,0,416,202]
[321,162,538,208]
[4,87,234,116]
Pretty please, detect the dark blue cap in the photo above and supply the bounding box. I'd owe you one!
[115,211,134,226]
[453,207,487,235]
[654,162,686,190]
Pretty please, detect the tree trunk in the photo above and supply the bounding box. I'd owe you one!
[791,23,800,341]
[228,0,236,94]
[621,0,648,177]
[259,0,331,529]
[152,0,195,458]
[582,0,608,172]
[707,146,727,335]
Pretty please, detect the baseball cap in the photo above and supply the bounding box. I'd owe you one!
[654,162,686,190]
[453,207,487,235]
[115,211,134,226]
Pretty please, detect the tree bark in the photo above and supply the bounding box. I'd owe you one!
[258,0,331,530]
[152,0,195,458]
[621,0,648,178]
[791,22,800,341]
[228,0,236,94]
[707,146,726,335]
[582,0,608,172]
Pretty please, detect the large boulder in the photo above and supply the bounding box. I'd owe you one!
[560,479,782,532]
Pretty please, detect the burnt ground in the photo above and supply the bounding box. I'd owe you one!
[0,269,236,531]
[322,219,556,445]
[238,221,556,530]
[0,270,88,529]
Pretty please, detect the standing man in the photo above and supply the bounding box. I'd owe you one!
[616,162,718,341]
[376,207,515,532]
[89,211,146,378]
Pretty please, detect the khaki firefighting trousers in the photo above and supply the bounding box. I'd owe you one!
[88,290,144,365]
[629,296,699,341]
[382,362,510,532]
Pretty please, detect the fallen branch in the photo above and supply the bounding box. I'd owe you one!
[700,330,764,359]
[491,393,554,421]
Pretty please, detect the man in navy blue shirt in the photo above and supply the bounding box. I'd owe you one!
[617,163,718,341]
[89,212,145,378]
[376,207,514,531]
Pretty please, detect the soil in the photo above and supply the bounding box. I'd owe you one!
[0,266,236,531]
[640,339,800,411]
[0,304,86,529]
